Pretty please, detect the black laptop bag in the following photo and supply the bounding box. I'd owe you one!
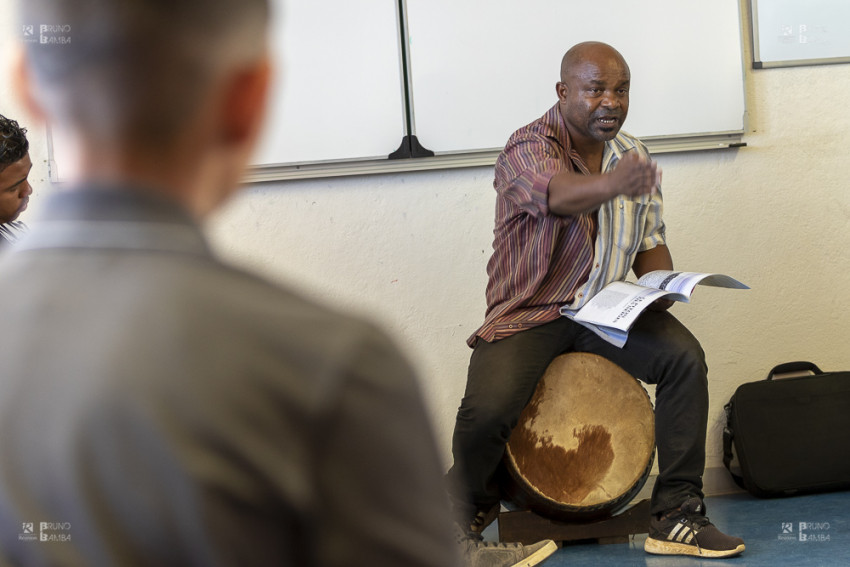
[723,361,850,498]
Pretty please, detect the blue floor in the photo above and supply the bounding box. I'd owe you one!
[490,491,850,566]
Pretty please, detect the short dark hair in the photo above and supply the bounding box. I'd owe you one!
[18,0,270,148]
[0,115,29,171]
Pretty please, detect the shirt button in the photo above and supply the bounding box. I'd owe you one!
[619,204,624,209]
[578,293,584,298]
[508,324,514,329]
[517,324,523,328]
[595,263,600,268]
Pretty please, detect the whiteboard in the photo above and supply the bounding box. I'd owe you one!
[405,0,746,155]
[750,0,850,68]
[250,0,407,166]
[47,0,749,181]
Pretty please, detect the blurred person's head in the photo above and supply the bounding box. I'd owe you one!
[14,0,272,217]
[0,115,33,223]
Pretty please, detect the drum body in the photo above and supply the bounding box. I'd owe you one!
[502,352,655,522]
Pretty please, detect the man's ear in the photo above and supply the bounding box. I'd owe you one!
[555,81,569,104]
[11,45,47,124]
[220,54,272,147]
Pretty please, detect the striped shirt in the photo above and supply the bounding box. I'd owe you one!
[0,221,27,249]
[469,104,665,346]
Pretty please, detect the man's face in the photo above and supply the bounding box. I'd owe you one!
[558,50,630,147]
[0,153,33,223]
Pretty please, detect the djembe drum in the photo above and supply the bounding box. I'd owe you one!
[501,352,655,522]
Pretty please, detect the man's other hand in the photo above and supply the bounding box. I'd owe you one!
[610,152,659,197]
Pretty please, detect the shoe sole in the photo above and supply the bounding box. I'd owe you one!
[511,540,558,567]
[645,537,745,558]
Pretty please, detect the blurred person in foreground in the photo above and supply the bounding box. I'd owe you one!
[0,1,547,565]
[0,114,33,247]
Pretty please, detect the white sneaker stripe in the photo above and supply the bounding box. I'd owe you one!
[668,524,684,541]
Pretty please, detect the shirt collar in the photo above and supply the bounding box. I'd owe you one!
[15,183,211,257]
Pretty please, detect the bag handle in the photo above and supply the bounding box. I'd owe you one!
[722,401,746,491]
[766,361,823,380]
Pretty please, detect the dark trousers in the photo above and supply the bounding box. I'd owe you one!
[447,311,708,519]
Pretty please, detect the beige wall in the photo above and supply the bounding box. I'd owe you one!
[3,3,849,490]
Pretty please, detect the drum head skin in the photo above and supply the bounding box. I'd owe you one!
[503,352,655,521]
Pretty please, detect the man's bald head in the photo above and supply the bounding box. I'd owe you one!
[560,42,629,84]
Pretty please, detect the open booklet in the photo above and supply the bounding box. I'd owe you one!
[560,271,749,348]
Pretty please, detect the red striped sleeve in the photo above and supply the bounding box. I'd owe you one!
[469,104,596,347]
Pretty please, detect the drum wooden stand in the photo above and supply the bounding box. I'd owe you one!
[497,499,650,546]
[497,353,655,546]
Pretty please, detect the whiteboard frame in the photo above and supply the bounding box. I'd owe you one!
[49,117,746,186]
[243,131,746,183]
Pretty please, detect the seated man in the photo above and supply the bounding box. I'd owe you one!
[0,114,33,247]
[446,41,745,559]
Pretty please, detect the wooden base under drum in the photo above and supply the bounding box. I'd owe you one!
[498,498,650,546]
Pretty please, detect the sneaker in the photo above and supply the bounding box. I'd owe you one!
[469,503,501,538]
[457,526,557,567]
[644,497,745,558]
